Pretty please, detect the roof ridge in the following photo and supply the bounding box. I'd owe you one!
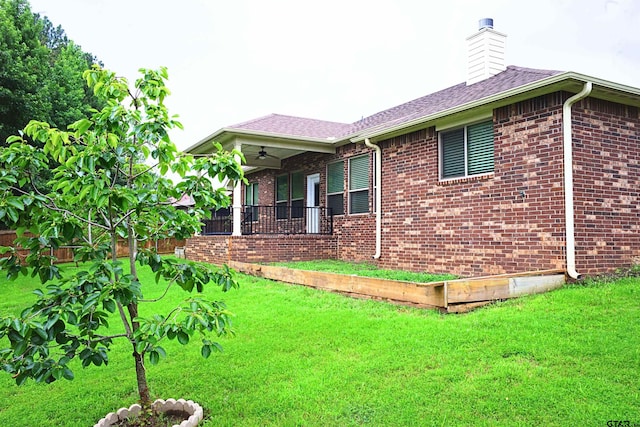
[228,113,280,129]
[505,65,564,75]
[270,114,350,126]
[230,113,350,130]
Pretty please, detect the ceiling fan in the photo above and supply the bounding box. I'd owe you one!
[256,146,278,160]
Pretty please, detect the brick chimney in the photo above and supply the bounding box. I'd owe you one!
[466,18,507,85]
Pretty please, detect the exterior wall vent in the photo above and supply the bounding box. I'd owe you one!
[466,18,507,85]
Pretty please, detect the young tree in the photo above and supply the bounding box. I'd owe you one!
[0,66,245,411]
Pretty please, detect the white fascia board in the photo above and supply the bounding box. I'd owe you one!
[184,128,227,154]
[224,128,340,145]
[435,112,493,132]
[185,128,338,154]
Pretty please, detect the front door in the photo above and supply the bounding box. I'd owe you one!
[306,173,320,233]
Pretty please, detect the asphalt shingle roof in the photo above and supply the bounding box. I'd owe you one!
[228,114,351,140]
[227,66,563,140]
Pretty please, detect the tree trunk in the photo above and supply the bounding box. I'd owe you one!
[133,349,151,408]
[130,301,151,407]
[126,225,150,406]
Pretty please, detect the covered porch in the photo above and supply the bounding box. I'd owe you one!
[187,115,344,238]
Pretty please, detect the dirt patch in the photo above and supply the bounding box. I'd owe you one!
[111,410,190,427]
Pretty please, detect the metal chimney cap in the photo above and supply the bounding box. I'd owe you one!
[479,18,494,30]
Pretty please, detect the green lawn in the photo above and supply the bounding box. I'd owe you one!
[270,259,457,283]
[0,262,639,426]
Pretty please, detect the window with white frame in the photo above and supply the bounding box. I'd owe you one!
[326,161,344,215]
[440,120,494,180]
[349,155,369,214]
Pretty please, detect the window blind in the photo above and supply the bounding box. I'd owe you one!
[276,175,288,202]
[467,121,494,175]
[291,172,304,200]
[349,155,369,190]
[327,161,344,193]
[441,128,465,178]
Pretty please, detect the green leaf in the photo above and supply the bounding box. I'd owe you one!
[62,367,74,380]
[13,338,27,355]
[6,207,18,223]
[149,350,160,365]
[6,135,24,144]
[176,330,189,345]
[201,344,211,359]
[78,184,92,201]
[6,198,24,210]
[107,133,118,148]
[102,299,116,313]
[155,346,166,358]
[15,372,29,386]
[52,366,63,380]
[35,327,48,340]
[75,118,92,134]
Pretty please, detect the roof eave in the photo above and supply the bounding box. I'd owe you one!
[185,127,341,154]
[350,71,640,143]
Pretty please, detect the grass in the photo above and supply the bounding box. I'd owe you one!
[0,261,639,426]
[270,259,457,283]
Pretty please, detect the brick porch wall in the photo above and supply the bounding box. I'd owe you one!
[185,234,337,265]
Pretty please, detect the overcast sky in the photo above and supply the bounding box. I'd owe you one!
[29,0,640,151]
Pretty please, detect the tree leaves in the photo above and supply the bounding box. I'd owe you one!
[0,62,244,402]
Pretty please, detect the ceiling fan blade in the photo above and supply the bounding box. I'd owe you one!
[256,146,278,160]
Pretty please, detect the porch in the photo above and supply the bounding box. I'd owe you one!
[185,233,338,265]
[201,205,333,236]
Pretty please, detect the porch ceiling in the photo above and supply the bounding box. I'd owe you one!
[190,129,337,170]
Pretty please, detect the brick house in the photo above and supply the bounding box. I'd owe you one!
[185,20,640,278]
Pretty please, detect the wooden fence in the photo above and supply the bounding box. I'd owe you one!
[0,230,185,263]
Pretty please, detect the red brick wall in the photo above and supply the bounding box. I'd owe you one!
[572,99,640,275]
[327,144,377,263]
[185,234,337,264]
[373,93,569,276]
